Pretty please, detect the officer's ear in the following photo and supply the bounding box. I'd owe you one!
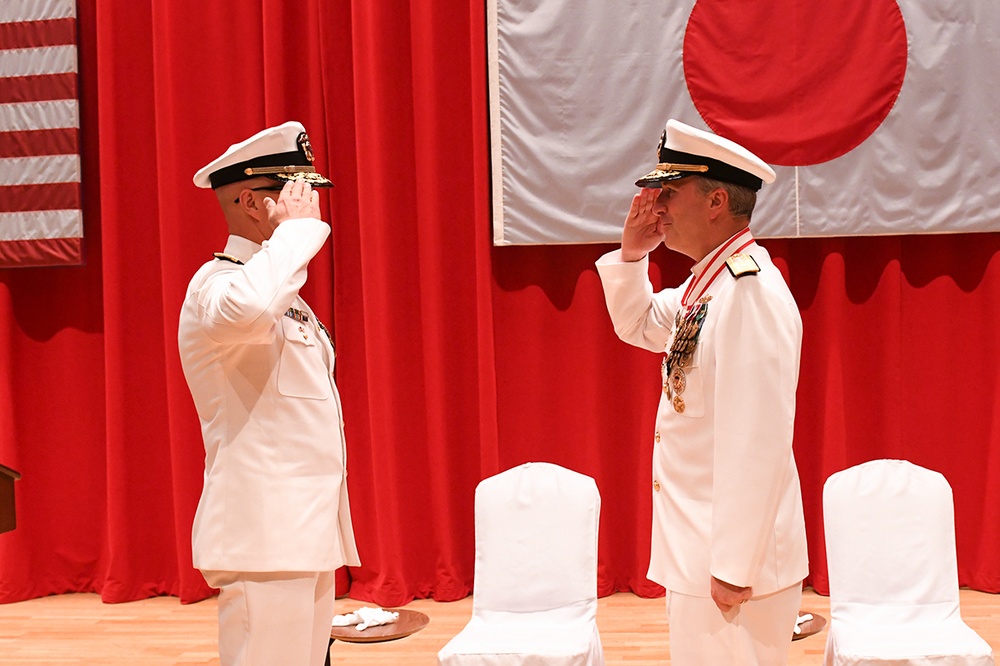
[234,189,258,211]
[706,187,728,219]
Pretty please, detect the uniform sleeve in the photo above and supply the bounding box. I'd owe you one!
[709,276,802,587]
[194,218,330,344]
[595,249,686,353]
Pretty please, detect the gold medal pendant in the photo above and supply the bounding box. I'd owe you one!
[672,394,686,414]
[669,365,686,395]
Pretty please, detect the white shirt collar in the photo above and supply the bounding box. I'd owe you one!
[221,235,261,264]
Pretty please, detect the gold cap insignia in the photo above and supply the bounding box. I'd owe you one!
[297,132,315,163]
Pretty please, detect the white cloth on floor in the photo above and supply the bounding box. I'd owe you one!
[331,606,399,631]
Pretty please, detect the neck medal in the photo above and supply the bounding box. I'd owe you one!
[661,296,711,414]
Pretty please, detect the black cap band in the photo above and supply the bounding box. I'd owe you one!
[658,148,763,191]
[208,149,308,189]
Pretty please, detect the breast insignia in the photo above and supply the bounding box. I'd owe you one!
[725,253,760,278]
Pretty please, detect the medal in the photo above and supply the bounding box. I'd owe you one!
[658,228,755,415]
[662,296,710,413]
[669,365,686,395]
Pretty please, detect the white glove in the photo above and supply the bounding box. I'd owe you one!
[331,612,360,627]
[793,613,813,635]
[332,606,400,631]
[356,606,400,631]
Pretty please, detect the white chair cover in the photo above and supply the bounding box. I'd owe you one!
[438,462,605,665]
[823,459,994,665]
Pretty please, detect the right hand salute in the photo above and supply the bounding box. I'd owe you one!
[263,179,321,231]
[621,187,665,262]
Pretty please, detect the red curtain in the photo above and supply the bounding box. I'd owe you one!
[1,0,998,606]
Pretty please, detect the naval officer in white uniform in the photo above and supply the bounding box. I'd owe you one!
[596,119,808,665]
[179,121,360,666]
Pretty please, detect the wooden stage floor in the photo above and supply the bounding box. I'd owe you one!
[0,588,997,664]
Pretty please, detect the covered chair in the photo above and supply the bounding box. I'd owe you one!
[438,462,604,665]
[822,459,995,665]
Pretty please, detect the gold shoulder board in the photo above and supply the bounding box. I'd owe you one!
[213,253,244,265]
[725,253,759,278]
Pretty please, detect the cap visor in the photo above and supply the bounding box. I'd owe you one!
[634,169,686,188]
[270,172,335,188]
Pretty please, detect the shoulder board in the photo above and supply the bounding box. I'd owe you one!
[725,253,759,278]
[213,253,244,265]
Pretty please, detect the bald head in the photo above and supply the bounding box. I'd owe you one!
[214,178,282,244]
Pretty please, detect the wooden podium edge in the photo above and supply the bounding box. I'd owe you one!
[0,464,22,481]
[0,464,21,534]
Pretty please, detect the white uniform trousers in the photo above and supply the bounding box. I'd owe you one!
[203,570,337,666]
[667,582,802,666]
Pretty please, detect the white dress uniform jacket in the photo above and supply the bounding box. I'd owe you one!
[596,232,808,598]
[178,218,360,573]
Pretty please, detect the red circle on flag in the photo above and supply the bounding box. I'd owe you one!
[683,0,908,166]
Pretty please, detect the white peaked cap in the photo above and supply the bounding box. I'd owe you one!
[635,119,776,190]
[193,121,332,189]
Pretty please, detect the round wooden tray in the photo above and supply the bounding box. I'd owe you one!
[791,612,827,641]
[330,609,430,643]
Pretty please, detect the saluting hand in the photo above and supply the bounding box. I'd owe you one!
[621,187,665,262]
[263,179,322,231]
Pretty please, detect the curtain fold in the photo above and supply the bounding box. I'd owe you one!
[0,0,999,608]
[338,0,495,605]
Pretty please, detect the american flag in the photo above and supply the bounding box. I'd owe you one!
[0,0,82,268]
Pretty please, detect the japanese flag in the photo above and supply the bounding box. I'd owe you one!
[489,0,1000,244]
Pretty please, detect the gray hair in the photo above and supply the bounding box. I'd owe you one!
[694,176,757,220]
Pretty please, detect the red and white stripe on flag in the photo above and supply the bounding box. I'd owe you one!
[0,0,82,268]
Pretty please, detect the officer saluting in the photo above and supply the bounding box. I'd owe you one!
[596,119,808,665]
[179,121,359,666]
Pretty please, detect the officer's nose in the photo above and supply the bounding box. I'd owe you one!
[652,191,668,215]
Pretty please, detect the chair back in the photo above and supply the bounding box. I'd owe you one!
[471,462,600,616]
[823,459,962,625]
